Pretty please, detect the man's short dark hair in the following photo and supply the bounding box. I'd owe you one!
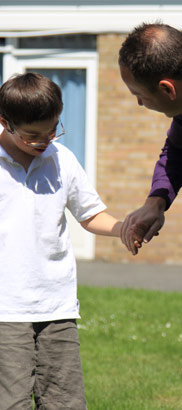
[119,23,182,90]
[0,72,63,126]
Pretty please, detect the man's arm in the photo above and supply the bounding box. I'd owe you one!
[121,118,182,254]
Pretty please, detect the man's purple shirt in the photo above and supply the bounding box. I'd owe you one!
[149,115,182,210]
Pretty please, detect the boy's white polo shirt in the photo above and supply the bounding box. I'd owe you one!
[0,142,106,322]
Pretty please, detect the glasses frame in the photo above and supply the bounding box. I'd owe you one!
[7,120,65,148]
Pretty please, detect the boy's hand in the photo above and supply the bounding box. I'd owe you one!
[120,197,166,255]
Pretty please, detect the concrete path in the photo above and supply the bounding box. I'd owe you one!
[77,260,182,292]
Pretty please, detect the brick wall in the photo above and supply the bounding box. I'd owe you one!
[95,33,182,264]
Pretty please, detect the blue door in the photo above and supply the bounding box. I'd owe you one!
[27,68,86,168]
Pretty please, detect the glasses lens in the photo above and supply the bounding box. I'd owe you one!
[29,142,47,147]
[20,121,65,147]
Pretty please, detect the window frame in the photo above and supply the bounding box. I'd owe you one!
[2,45,98,259]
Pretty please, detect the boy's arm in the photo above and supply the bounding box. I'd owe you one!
[80,211,122,238]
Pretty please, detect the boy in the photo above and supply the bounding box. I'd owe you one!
[0,73,123,410]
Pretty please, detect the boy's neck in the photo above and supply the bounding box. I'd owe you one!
[0,129,34,172]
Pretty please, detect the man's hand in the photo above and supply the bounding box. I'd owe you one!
[120,197,166,255]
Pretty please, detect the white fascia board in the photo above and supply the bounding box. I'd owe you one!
[1,5,182,34]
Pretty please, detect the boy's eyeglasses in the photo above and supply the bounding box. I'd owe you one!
[8,121,65,148]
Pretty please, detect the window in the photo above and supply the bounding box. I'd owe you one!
[27,68,86,168]
[2,38,98,259]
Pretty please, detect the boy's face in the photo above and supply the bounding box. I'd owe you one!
[3,116,61,157]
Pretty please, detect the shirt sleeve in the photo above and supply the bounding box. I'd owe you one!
[66,150,107,222]
[148,117,182,210]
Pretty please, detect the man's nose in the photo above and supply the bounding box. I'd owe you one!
[137,97,143,106]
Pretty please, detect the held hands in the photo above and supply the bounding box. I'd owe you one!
[120,197,166,255]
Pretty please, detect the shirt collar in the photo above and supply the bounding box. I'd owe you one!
[40,141,59,159]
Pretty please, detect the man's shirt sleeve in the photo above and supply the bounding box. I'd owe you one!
[148,116,182,210]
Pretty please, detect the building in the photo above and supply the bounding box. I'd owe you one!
[0,0,182,264]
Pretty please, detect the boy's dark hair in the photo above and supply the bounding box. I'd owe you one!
[119,23,182,90]
[0,72,63,126]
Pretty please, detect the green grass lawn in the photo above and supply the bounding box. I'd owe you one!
[77,286,182,410]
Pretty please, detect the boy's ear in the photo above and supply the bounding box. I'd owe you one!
[0,115,9,129]
[159,79,177,101]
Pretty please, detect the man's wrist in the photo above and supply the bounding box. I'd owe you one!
[144,196,166,212]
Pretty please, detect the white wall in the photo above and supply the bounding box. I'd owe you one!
[0,4,182,36]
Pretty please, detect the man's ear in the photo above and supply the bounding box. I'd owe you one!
[159,79,176,101]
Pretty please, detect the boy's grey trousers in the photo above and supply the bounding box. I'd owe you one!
[0,319,87,410]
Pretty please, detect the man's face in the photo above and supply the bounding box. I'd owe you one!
[120,65,179,117]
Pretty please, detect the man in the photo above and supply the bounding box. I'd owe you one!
[118,22,182,255]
